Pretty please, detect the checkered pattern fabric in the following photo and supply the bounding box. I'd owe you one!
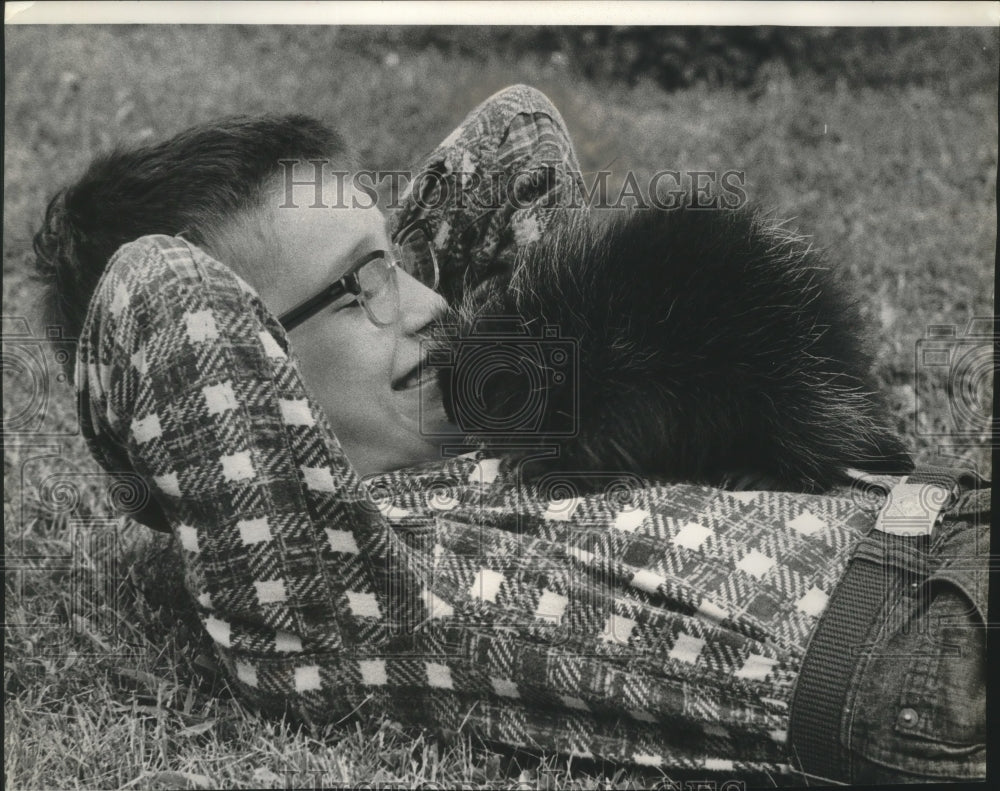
[390,84,587,305]
[75,86,885,774]
[78,234,881,774]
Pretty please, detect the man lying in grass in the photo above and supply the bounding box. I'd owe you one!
[33,85,986,785]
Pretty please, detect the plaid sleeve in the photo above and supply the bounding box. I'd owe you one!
[391,84,587,305]
[76,234,425,716]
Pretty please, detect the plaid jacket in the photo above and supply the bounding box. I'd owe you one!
[77,232,884,775]
[75,86,886,775]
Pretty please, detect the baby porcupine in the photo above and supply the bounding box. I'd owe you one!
[433,205,912,492]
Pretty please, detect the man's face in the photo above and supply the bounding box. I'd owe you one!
[253,178,453,477]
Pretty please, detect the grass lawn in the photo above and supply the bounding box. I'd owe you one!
[4,25,996,790]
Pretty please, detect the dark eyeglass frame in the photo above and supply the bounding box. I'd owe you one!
[277,221,438,332]
[278,248,396,331]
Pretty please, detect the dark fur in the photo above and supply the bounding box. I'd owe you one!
[435,205,913,492]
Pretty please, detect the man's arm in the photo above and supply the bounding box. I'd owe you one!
[390,84,587,305]
[76,233,419,716]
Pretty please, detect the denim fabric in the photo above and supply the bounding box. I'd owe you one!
[842,487,989,783]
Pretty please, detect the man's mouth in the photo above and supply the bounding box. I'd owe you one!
[392,359,437,391]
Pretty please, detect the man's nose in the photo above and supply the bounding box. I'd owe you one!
[395,270,448,335]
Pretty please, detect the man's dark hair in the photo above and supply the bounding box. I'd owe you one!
[33,114,350,378]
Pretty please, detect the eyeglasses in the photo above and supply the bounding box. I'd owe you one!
[277,221,439,331]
